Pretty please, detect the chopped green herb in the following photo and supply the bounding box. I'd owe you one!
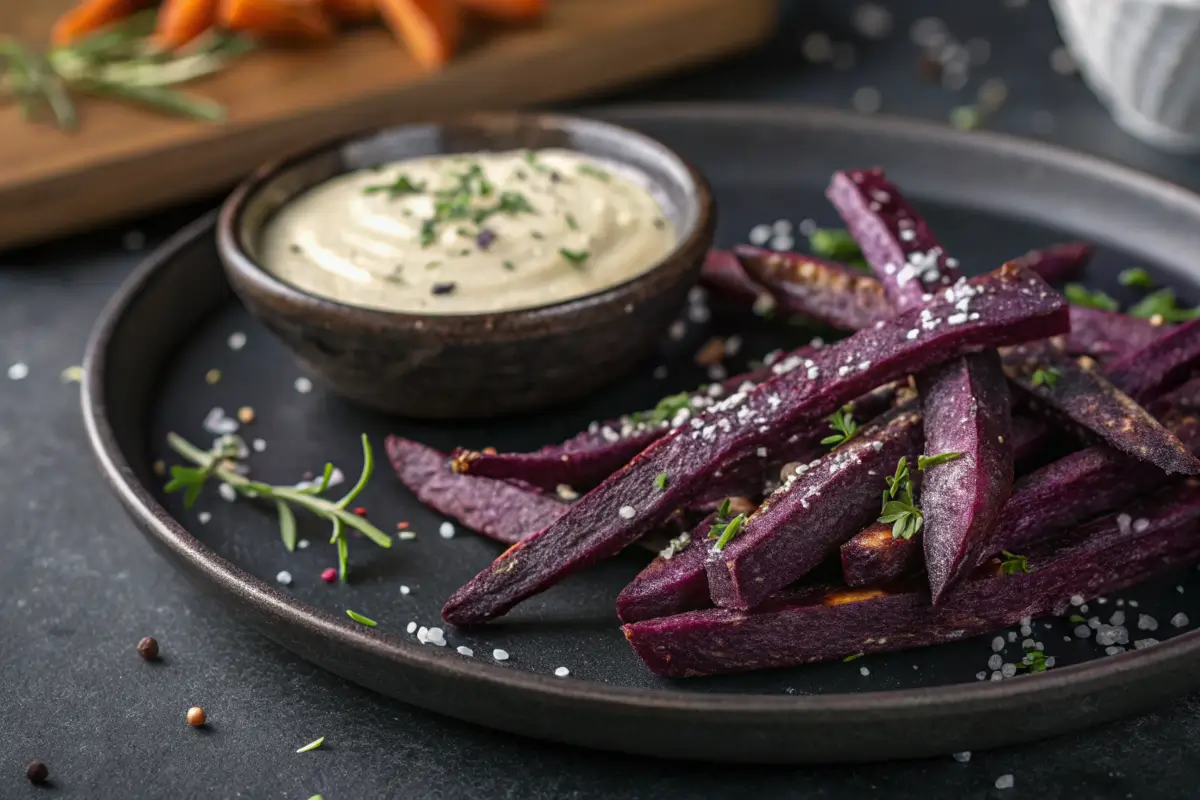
[878,456,923,540]
[295,736,325,753]
[634,391,692,425]
[1018,649,1048,673]
[654,471,669,490]
[820,406,859,448]
[917,451,963,470]
[60,365,84,383]
[577,163,610,181]
[1127,288,1200,322]
[1119,267,1156,290]
[502,260,516,271]
[523,149,547,172]
[346,609,377,627]
[707,498,734,539]
[420,219,437,247]
[712,513,746,551]
[163,432,389,582]
[531,230,545,240]
[564,213,579,231]
[999,550,1031,575]
[1064,283,1119,312]
[309,796,324,800]
[842,652,864,662]
[363,174,426,198]
[560,248,590,265]
[1031,366,1061,388]
[1068,614,1087,624]
[808,227,862,261]
[949,104,983,131]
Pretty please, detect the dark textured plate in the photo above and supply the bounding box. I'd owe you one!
[83,105,1200,764]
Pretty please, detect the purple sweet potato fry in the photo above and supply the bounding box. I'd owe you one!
[829,168,1015,604]
[1103,317,1200,403]
[1003,340,1200,475]
[1011,241,1093,284]
[840,522,924,588]
[706,404,924,610]
[699,249,772,309]
[624,484,1200,677]
[918,352,1013,603]
[734,245,893,330]
[441,265,1068,626]
[1064,306,1164,362]
[386,436,567,545]
[616,513,725,623]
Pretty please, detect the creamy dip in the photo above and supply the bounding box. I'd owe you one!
[258,148,677,314]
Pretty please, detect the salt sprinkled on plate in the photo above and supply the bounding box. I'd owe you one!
[457,646,474,657]
[276,570,292,585]
[859,666,870,676]
[952,751,971,763]
[252,438,267,452]
[227,332,247,351]
[995,774,1014,790]
[297,539,309,549]
[406,621,417,634]
[439,521,456,539]
[748,224,771,245]
[198,512,211,524]
[554,667,570,677]
[218,483,237,502]
[294,376,313,394]
[7,362,28,380]
[493,649,509,661]
[1171,612,1189,628]
[400,585,411,595]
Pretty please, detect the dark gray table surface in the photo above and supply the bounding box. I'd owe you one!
[5,1,1200,797]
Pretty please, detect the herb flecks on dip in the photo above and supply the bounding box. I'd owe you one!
[258,148,676,314]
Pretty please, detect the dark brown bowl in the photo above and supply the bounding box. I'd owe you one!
[216,113,715,418]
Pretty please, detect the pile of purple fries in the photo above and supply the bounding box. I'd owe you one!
[388,169,1200,678]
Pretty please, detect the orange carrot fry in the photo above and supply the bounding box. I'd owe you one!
[154,0,220,49]
[219,0,335,40]
[321,0,378,22]
[457,0,544,22]
[377,0,462,69]
[51,0,153,47]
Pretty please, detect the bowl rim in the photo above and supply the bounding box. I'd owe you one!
[215,111,715,326]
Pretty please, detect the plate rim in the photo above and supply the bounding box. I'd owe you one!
[82,102,1200,761]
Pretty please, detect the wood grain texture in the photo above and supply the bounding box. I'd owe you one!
[0,0,775,248]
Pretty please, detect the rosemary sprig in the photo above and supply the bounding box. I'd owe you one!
[164,432,390,582]
[820,406,858,448]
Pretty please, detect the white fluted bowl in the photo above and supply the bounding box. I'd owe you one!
[1052,0,1200,152]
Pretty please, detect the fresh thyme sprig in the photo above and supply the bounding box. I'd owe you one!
[164,432,391,582]
[878,456,922,540]
[820,406,859,448]
[711,513,746,552]
[707,498,734,539]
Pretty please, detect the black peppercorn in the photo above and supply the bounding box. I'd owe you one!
[26,760,48,784]
[137,636,159,661]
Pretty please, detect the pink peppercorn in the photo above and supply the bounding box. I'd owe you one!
[321,568,337,583]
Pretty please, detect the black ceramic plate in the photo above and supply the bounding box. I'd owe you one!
[84,105,1200,764]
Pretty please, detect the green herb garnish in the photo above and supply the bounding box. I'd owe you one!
[633,391,692,426]
[820,406,859,448]
[808,228,862,261]
[1119,268,1156,290]
[711,513,746,551]
[707,498,734,539]
[564,213,579,231]
[296,736,325,753]
[420,219,438,247]
[1031,366,1061,388]
[843,652,864,662]
[577,163,610,181]
[1127,288,1200,322]
[164,432,390,582]
[917,452,963,470]
[346,609,377,627]
[559,248,590,265]
[999,550,1031,575]
[878,456,923,540]
[949,104,983,131]
[364,174,426,198]
[654,471,669,490]
[1068,614,1087,624]
[502,260,516,271]
[1018,650,1048,673]
[1064,283,1119,312]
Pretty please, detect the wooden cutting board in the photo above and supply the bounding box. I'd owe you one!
[0,0,775,249]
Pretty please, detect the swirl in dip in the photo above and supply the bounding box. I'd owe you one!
[258,148,676,314]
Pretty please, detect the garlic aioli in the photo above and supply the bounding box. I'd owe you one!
[258,148,676,314]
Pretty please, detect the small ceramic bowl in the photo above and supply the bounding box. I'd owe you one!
[217,113,715,419]
[1052,0,1200,152]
